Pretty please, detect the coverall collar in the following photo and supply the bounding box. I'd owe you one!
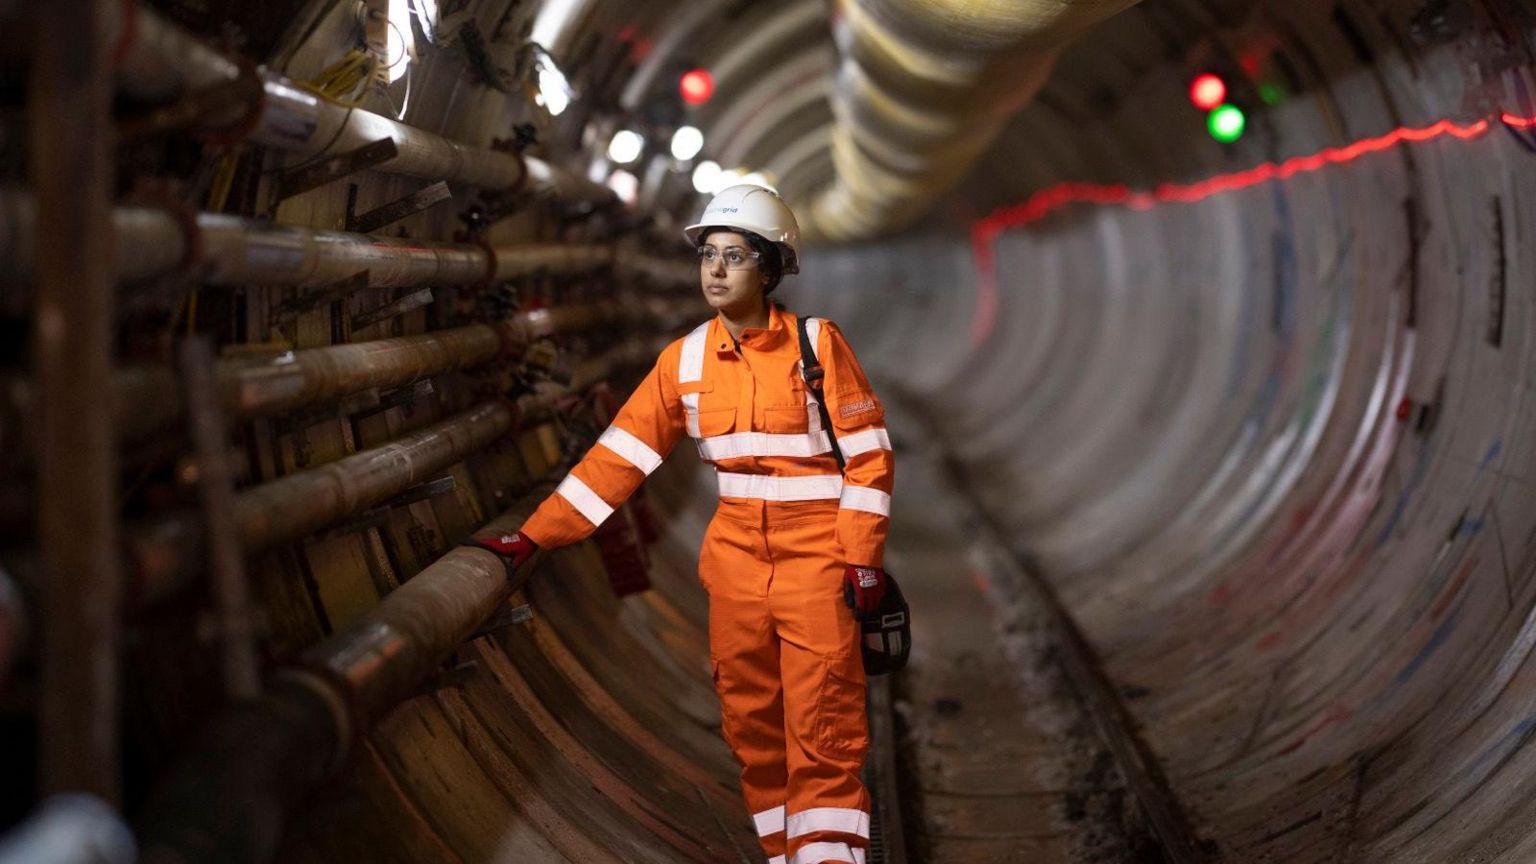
[713,303,790,353]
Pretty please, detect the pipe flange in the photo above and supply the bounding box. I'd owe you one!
[124,179,204,276]
[476,236,499,285]
[194,54,267,149]
[268,664,360,779]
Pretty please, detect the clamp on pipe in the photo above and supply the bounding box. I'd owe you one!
[123,180,204,277]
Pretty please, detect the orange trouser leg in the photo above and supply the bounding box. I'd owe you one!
[703,510,789,862]
[769,516,870,864]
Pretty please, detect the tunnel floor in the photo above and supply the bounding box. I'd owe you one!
[875,403,1164,863]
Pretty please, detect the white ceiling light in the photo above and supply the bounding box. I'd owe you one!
[607,129,645,164]
[409,0,439,42]
[713,167,749,194]
[670,126,704,161]
[739,171,779,193]
[386,0,416,83]
[691,160,721,194]
[535,55,572,117]
[606,169,639,205]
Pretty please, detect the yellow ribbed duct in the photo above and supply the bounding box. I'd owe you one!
[805,0,1140,241]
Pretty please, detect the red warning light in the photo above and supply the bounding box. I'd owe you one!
[1190,74,1227,110]
[680,69,714,106]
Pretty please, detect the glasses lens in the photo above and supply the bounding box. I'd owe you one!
[697,245,759,270]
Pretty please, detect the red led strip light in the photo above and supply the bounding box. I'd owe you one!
[969,111,1536,344]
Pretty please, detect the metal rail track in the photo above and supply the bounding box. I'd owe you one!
[892,390,1208,864]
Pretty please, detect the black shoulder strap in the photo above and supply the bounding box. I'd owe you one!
[797,314,846,471]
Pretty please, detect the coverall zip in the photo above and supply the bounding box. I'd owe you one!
[522,305,895,864]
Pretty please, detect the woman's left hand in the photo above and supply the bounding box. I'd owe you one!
[842,565,887,617]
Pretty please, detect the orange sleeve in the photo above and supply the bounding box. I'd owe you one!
[521,344,685,549]
[820,321,894,568]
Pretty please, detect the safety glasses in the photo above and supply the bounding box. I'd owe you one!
[696,245,761,270]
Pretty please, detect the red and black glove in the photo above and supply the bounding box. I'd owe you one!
[843,565,887,618]
[461,530,538,578]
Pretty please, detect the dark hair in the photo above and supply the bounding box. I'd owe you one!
[700,227,784,295]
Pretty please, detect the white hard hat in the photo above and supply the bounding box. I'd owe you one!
[683,184,801,274]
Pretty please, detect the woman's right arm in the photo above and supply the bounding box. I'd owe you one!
[519,348,685,549]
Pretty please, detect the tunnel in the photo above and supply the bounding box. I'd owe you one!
[1,0,1535,861]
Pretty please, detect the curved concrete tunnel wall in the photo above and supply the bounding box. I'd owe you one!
[790,1,1536,861]
[263,456,760,863]
[8,0,1536,862]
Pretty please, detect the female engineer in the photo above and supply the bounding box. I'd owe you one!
[471,184,895,864]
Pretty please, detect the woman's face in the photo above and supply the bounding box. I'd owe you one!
[698,230,767,318]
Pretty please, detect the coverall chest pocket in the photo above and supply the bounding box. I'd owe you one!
[762,405,810,434]
[683,381,734,437]
[761,364,812,433]
[695,405,736,437]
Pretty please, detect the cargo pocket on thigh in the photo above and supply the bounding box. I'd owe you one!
[713,661,743,756]
[814,657,869,759]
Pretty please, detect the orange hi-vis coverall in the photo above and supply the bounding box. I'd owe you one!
[521,305,894,864]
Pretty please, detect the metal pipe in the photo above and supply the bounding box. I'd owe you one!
[0,298,696,469]
[0,563,25,691]
[114,5,613,204]
[31,0,120,802]
[135,491,550,864]
[0,190,689,291]
[128,333,661,607]
[803,0,1140,241]
[0,794,137,864]
[129,400,516,606]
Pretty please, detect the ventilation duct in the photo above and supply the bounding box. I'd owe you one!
[805,0,1140,241]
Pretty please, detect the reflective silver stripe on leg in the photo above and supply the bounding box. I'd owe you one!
[754,805,786,836]
[786,808,870,839]
[789,842,860,864]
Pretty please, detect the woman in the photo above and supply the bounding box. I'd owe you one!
[475,184,895,864]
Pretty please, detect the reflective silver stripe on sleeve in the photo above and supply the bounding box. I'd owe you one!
[839,484,891,516]
[836,428,891,457]
[696,431,832,461]
[597,426,663,474]
[717,472,843,501]
[556,475,615,527]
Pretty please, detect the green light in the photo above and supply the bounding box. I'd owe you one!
[1258,83,1284,106]
[1208,104,1246,142]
